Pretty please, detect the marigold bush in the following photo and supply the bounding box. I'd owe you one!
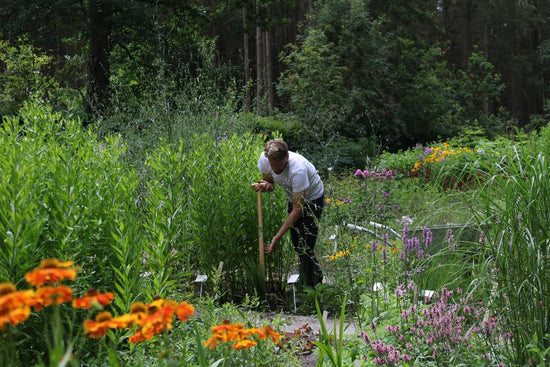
[1,258,284,366]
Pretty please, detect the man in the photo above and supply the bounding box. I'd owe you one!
[252,139,325,288]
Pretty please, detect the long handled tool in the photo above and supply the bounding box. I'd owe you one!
[257,190,265,276]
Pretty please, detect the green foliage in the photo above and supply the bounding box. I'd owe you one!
[0,104,136,289]
[376,135,518,191]
[181,133,290,301]
[399,50,505,144]
[141,141,194,301]
[0,103,146,365]
[278,28,349,136]
[302,135,380,174]
[475,145,550,365]
[278,0,505,151]
[241,113,304,151]
[99,52,244,165]
[314,296,348,367]
[278,0,394,142]
[536,121,550,157]
[0,39,59,117]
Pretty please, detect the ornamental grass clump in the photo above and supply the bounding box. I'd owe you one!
[475,147,550,364]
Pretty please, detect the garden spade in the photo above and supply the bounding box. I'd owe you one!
[257,190,265,276]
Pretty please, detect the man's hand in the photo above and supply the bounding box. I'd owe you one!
[251,180,273,192]
[264,242,275,253]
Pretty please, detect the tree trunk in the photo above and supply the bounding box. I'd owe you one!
[243,8,251,111]
[265,30,274,112]
[86,0,111,121]
[256,24,264,112]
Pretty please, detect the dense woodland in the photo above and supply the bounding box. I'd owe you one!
[1,0,549,154]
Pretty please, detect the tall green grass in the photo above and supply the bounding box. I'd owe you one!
[475,146,550,364]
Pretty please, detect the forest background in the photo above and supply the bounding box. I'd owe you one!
[1,0,550,166]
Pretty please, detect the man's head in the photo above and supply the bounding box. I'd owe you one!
[264,139,288,174]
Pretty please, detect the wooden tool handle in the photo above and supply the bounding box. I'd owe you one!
[257,190,265,271]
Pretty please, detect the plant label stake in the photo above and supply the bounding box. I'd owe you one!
[257,190,265,276]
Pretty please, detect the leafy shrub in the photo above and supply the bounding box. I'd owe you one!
[0,39,60,117]
[241,113,304,149]
[0,103,141,293]
[179,133,291,302]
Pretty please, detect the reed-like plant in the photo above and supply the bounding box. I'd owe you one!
[475,146,550,364]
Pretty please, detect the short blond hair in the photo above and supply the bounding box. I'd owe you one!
[264,139,288,161]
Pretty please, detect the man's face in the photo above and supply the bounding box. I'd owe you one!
[267,154,288,174]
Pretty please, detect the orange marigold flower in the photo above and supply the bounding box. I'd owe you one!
[1,283,34,330]
[72,289,114,309]
[128,328,153,343]
[109,313,138,329]
[1,304,31,330]
[109,302,148,329]
[257,325,282,343]
[83,311,114,338]
[25,259,78,287]
[33,285,73,311]
[232,339,257,350]
[205,320,279,350]
[142,302,175,326]
[0,282,35,310]
[128,321,173,343]
[126,298,185,343]
[175,301,194,322]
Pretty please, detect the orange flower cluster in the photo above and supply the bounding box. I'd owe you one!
[1,258,114,330]
[1,259,84,329]
[72,289,114,309]
[2,258,196,344]
[82,298,195,342]
[25,259,78,287]
[204,320,282,350]
[0,282,34,329]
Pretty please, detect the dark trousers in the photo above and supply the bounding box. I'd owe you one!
[288,195,324,288]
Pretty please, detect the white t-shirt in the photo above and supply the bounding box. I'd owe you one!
[257,151,324,202]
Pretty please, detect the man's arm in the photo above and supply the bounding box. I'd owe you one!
[265,191,305,253]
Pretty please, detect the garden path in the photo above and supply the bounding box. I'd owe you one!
[257,312,361,366]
